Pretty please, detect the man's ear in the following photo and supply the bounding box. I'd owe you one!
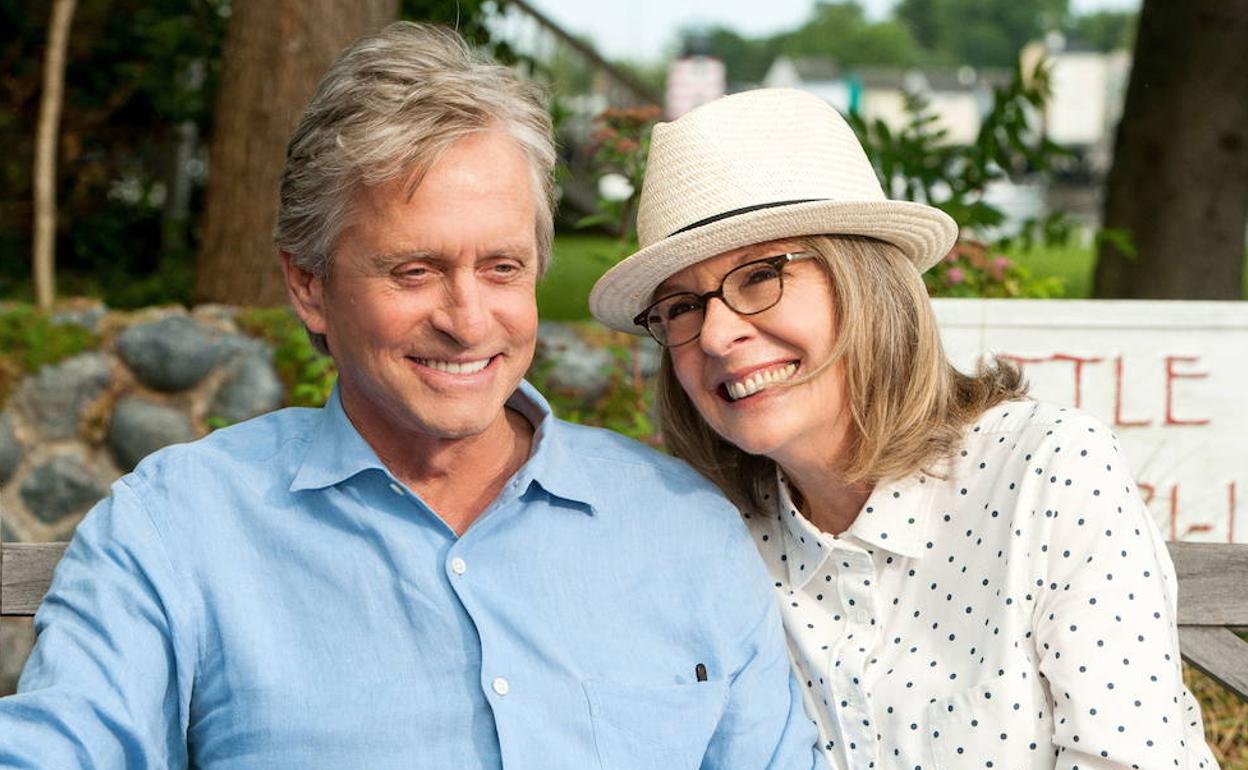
[280,251,328,336]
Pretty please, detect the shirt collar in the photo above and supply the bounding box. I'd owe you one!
[774,469,835,589]
[507,381,598,514]
[288,381,597,514]
[773,464,941,588]
[845,470,940,560]
[289,386,388,492]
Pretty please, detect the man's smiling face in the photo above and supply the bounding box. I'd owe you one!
[287,129,540,446]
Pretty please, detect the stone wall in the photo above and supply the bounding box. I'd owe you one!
[0,306,658,694]
[0,304,285,693]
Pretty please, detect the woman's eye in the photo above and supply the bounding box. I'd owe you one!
[664,298,701,320]
[741,265,780,285]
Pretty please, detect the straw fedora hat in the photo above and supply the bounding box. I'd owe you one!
[588,88,958,334]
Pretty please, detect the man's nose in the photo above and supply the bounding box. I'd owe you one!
[432,273,488,347]
[696,295,753,355]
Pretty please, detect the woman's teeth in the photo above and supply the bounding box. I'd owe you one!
[416,357,491,374]
[726,362,797,401]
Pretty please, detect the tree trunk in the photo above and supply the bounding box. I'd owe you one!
[1093,0,1248,299]
[194,0,398,307]
[32,0,76,311]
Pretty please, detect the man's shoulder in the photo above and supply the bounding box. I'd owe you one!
[549,417,720,491]
[546,418,744,530]
[127,405,321,488]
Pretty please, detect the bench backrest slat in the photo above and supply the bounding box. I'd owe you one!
[1,543,68,616]
[1168,542,1248,626]
[1177,627,1248,701]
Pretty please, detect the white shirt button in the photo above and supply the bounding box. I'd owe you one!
[492,677,510,696]
[388,482,404,496]
[450,557,467,576]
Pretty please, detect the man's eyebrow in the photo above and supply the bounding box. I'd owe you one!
[369,250,440,271]
[367,247,536,272]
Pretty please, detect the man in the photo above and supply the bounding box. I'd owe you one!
[0,23,823,769]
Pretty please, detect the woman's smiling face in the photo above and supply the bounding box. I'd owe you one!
[664,239,855,466]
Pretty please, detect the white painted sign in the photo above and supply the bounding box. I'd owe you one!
[933,299,1248,543]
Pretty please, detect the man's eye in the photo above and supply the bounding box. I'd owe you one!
[395,266,430,279]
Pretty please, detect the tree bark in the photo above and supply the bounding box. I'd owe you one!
[32,0,76,311]
[1093,0,1248,299]
[194,0,398,307]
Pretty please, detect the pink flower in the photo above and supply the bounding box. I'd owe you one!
[946,267,966,285]
[989,256,1011,281]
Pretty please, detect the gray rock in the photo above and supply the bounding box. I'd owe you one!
[19,451,109,525]
[216,331,270,360]
[633,337,662,378]
[108,396,197,472]
[117,316,227,392]
[13,353,112,441]
[535,322,614,399]
[0,412,22,484]
[50,305,107,333]
[209,353,284,424]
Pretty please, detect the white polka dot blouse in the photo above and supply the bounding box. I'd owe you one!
[744,400,1218,770]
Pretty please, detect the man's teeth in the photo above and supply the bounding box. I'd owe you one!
[726,363,798,401]
[416,357,491,374]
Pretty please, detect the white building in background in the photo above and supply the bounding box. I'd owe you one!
[762,46,1132,173]
[1042,48,1132,171]
[666,55,726,119]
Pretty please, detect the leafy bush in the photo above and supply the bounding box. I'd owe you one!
[234,308,336,408]
[576,106,663,241]
[0,305,100,409]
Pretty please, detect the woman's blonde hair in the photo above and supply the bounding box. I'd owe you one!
[656,234,1027,513]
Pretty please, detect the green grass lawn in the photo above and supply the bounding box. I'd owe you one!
[1005,242,1096,298]
[541,233,1247,320]
[539,234,632,320]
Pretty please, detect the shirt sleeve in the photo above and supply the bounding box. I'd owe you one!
[0,475,194,769]
[699,515,829,770]
[1029,416,1218,770]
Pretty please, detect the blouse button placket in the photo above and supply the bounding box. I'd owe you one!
[828,541,881,769]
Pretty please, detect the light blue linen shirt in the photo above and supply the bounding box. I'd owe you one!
[0,382,824,770]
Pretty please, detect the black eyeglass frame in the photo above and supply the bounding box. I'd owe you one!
[633,252,815,348]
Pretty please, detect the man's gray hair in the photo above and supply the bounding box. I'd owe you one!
[276,20,557,284]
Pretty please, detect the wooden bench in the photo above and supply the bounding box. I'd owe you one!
[3,528,1247,700]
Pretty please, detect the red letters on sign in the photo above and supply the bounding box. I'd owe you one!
[1163,356,1211,426]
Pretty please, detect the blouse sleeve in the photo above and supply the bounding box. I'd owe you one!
[1028,414,1218,770]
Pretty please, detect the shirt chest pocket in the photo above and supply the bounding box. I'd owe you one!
[924,679,1053,770]
[583,679,729,770]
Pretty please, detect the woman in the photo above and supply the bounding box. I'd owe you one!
[589,89,1216,770]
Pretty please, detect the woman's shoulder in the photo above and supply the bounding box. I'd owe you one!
[967,398,1105,437]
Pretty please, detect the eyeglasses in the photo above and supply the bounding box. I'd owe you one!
[634,252,814,348]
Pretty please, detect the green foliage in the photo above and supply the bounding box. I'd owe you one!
[577,106,662,241]
[692,26,783,86]
[0,304,100,408]
[778,3,921,68]
[895,0,1068,67]
[234,308,336,408]
[0,0,506,308]
[526,331,657,444]
[1068,11,1136,51]
[848,58,1075,297]
[925,240,1063,298]
[0,0,229,304]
